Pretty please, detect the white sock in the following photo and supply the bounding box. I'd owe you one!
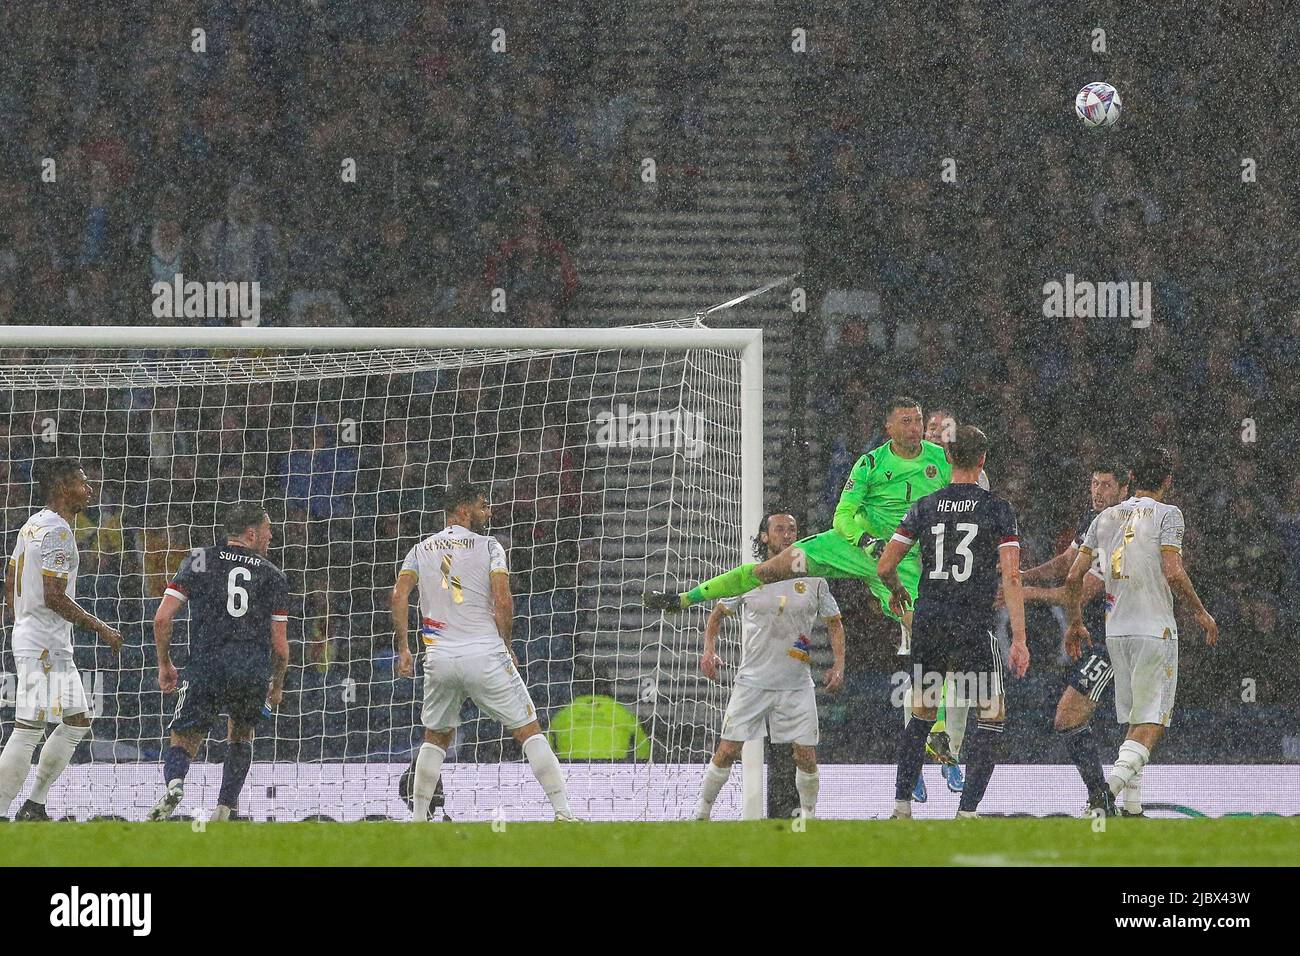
[1107,739,1150,796]
[411,742,446,822]
[696,761,732,819]
[0,726,45,815]
[522,734,571,816]
[29,722,91,804]
[795,767,819,818]
[947,703,970,757]
[1123,768,1144,813]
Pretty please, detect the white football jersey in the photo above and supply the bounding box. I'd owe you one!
[400,524,509,656]
[8,509,79,658]
[1082,496,1185,639]
[720,578,841,691]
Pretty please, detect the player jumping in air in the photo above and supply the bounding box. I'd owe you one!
[877,426,1029,819]
[693,512,845,821]
[1019,462,1130,815]
[150,501,290,821]
[392,481,577,822]
[0,458,122,821]
[646,396,947,644]
[1064,447,1217,816]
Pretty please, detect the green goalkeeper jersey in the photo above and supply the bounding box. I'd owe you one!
[832,439,952,544]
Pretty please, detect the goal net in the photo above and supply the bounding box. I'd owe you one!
[0,322,763,821]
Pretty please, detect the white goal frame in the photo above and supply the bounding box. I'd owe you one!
[1,324,770,818]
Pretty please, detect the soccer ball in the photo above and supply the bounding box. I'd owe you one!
[1074,82,1122,129]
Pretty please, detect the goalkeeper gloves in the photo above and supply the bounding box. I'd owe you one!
[857,532,885,559]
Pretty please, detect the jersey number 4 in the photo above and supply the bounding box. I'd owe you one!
[440,554,464,604]
[928,522,978,582]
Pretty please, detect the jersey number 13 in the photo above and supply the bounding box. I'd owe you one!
[928,523,978,582]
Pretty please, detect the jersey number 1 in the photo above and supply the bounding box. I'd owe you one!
[929,522,977,582]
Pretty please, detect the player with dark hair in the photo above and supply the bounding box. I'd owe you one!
[149,501,291,821]
[1065,447,1217,817]
[1020,462,1130,815]
[694,512,845,820]
[392,482,576,821]
[1,458,122,820]
[877,426,1029,818]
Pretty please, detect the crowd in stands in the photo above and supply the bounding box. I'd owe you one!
[0,1,633,330]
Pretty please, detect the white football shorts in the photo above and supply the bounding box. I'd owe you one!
[422,649,537,732]
[1107,633,1178,727]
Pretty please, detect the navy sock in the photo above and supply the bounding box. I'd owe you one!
[894,716,935,801]
[1058,723,1106,795]
[958,720,1005,812]
[162,745,191,786]
[218,742,253,809]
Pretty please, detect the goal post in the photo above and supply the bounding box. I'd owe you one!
[0,322,768,820]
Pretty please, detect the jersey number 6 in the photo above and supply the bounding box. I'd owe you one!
[227,567,251,618]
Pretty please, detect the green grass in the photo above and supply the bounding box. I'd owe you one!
[3,817,1299,866]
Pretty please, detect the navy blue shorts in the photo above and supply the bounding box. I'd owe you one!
[1067,641,1115,702]
[170,658,268,732]
[909,617,1004,707]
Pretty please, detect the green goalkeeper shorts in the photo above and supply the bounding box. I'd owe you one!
[792,529,920,622]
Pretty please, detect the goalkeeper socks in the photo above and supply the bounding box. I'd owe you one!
[685,563,762,606]
[957,720,1005,813]
[217,741,253,810]
[894,715,934,801]
[1123,768,1144,813]
[522,734,572,816]
[0,726,45,815]
[794,768,819,818]
[1107,739,1150,797]
[29,722,91,804]
[1057,723,1106,796]
[696,760,732,819]
[412,742,446,822]
[162,744,192,788]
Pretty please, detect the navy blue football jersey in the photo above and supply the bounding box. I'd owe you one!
[894,483,1019,630]
[166,544,289,668]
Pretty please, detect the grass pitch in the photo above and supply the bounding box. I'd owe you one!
[3,817,1298,866]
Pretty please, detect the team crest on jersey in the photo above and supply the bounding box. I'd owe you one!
[925,464,938,479]
[793,581,807,594]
